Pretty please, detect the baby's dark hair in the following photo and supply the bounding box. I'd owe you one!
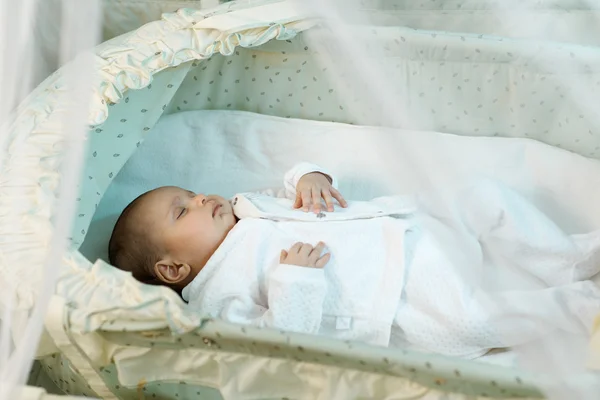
[108,190,163,285]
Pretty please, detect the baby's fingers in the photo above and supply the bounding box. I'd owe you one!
[315,253,330,269]
[289,242,303,253]
[301,190,312,212]
[322,190,335,212]
[293,192,302,209]
[308,242,326,263]
[280,250,288,263]
[312,188,322,213]
[330,187,348,208]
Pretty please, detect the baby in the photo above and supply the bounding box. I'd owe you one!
[108,163,347,289]
[109,162,600,358]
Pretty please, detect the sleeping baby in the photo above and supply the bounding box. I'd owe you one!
[108,162,600,358]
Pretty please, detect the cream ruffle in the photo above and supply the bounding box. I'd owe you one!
[0,0,314,311]
[91,2,314,125]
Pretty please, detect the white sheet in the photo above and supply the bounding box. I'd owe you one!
[82,109,600,261]
[80,109,600,363]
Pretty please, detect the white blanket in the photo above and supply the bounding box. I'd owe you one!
[81,110,600,361]
[181,176,600,358]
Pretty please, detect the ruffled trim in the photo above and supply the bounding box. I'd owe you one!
[0,0,315,310]
[60,252,203,335]
[90,3,315,126]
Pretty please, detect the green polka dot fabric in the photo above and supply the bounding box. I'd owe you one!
[168,28,600,160]
[350,0,600,47]
[71,64,191,247]
[6,1,597,399]
[38,331,544,400]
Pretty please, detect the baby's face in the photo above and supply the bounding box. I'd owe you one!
[138,186,236,278]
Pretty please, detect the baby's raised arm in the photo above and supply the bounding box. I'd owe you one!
[294,173,347,213]
[282,162,348,213]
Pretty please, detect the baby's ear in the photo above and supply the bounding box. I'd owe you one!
[154,259,191,285]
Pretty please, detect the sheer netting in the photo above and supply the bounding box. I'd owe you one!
[2,0,600,399]
[0,0,101,398]
[295,0,600,398]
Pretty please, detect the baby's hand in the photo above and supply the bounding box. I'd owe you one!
[294,172,348,213]
[280,242,330,269]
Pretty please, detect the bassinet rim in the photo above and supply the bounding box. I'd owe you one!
[4,0,595,398]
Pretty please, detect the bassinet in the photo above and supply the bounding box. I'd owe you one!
[3,0,600,398]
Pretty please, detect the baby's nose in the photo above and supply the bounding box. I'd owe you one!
[193,194,208,206]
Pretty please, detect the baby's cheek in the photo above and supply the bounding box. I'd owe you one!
[173,228,201,252]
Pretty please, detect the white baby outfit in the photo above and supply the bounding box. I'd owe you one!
[183,163,600,358]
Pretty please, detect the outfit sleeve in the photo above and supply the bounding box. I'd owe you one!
[221,264,327,334]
